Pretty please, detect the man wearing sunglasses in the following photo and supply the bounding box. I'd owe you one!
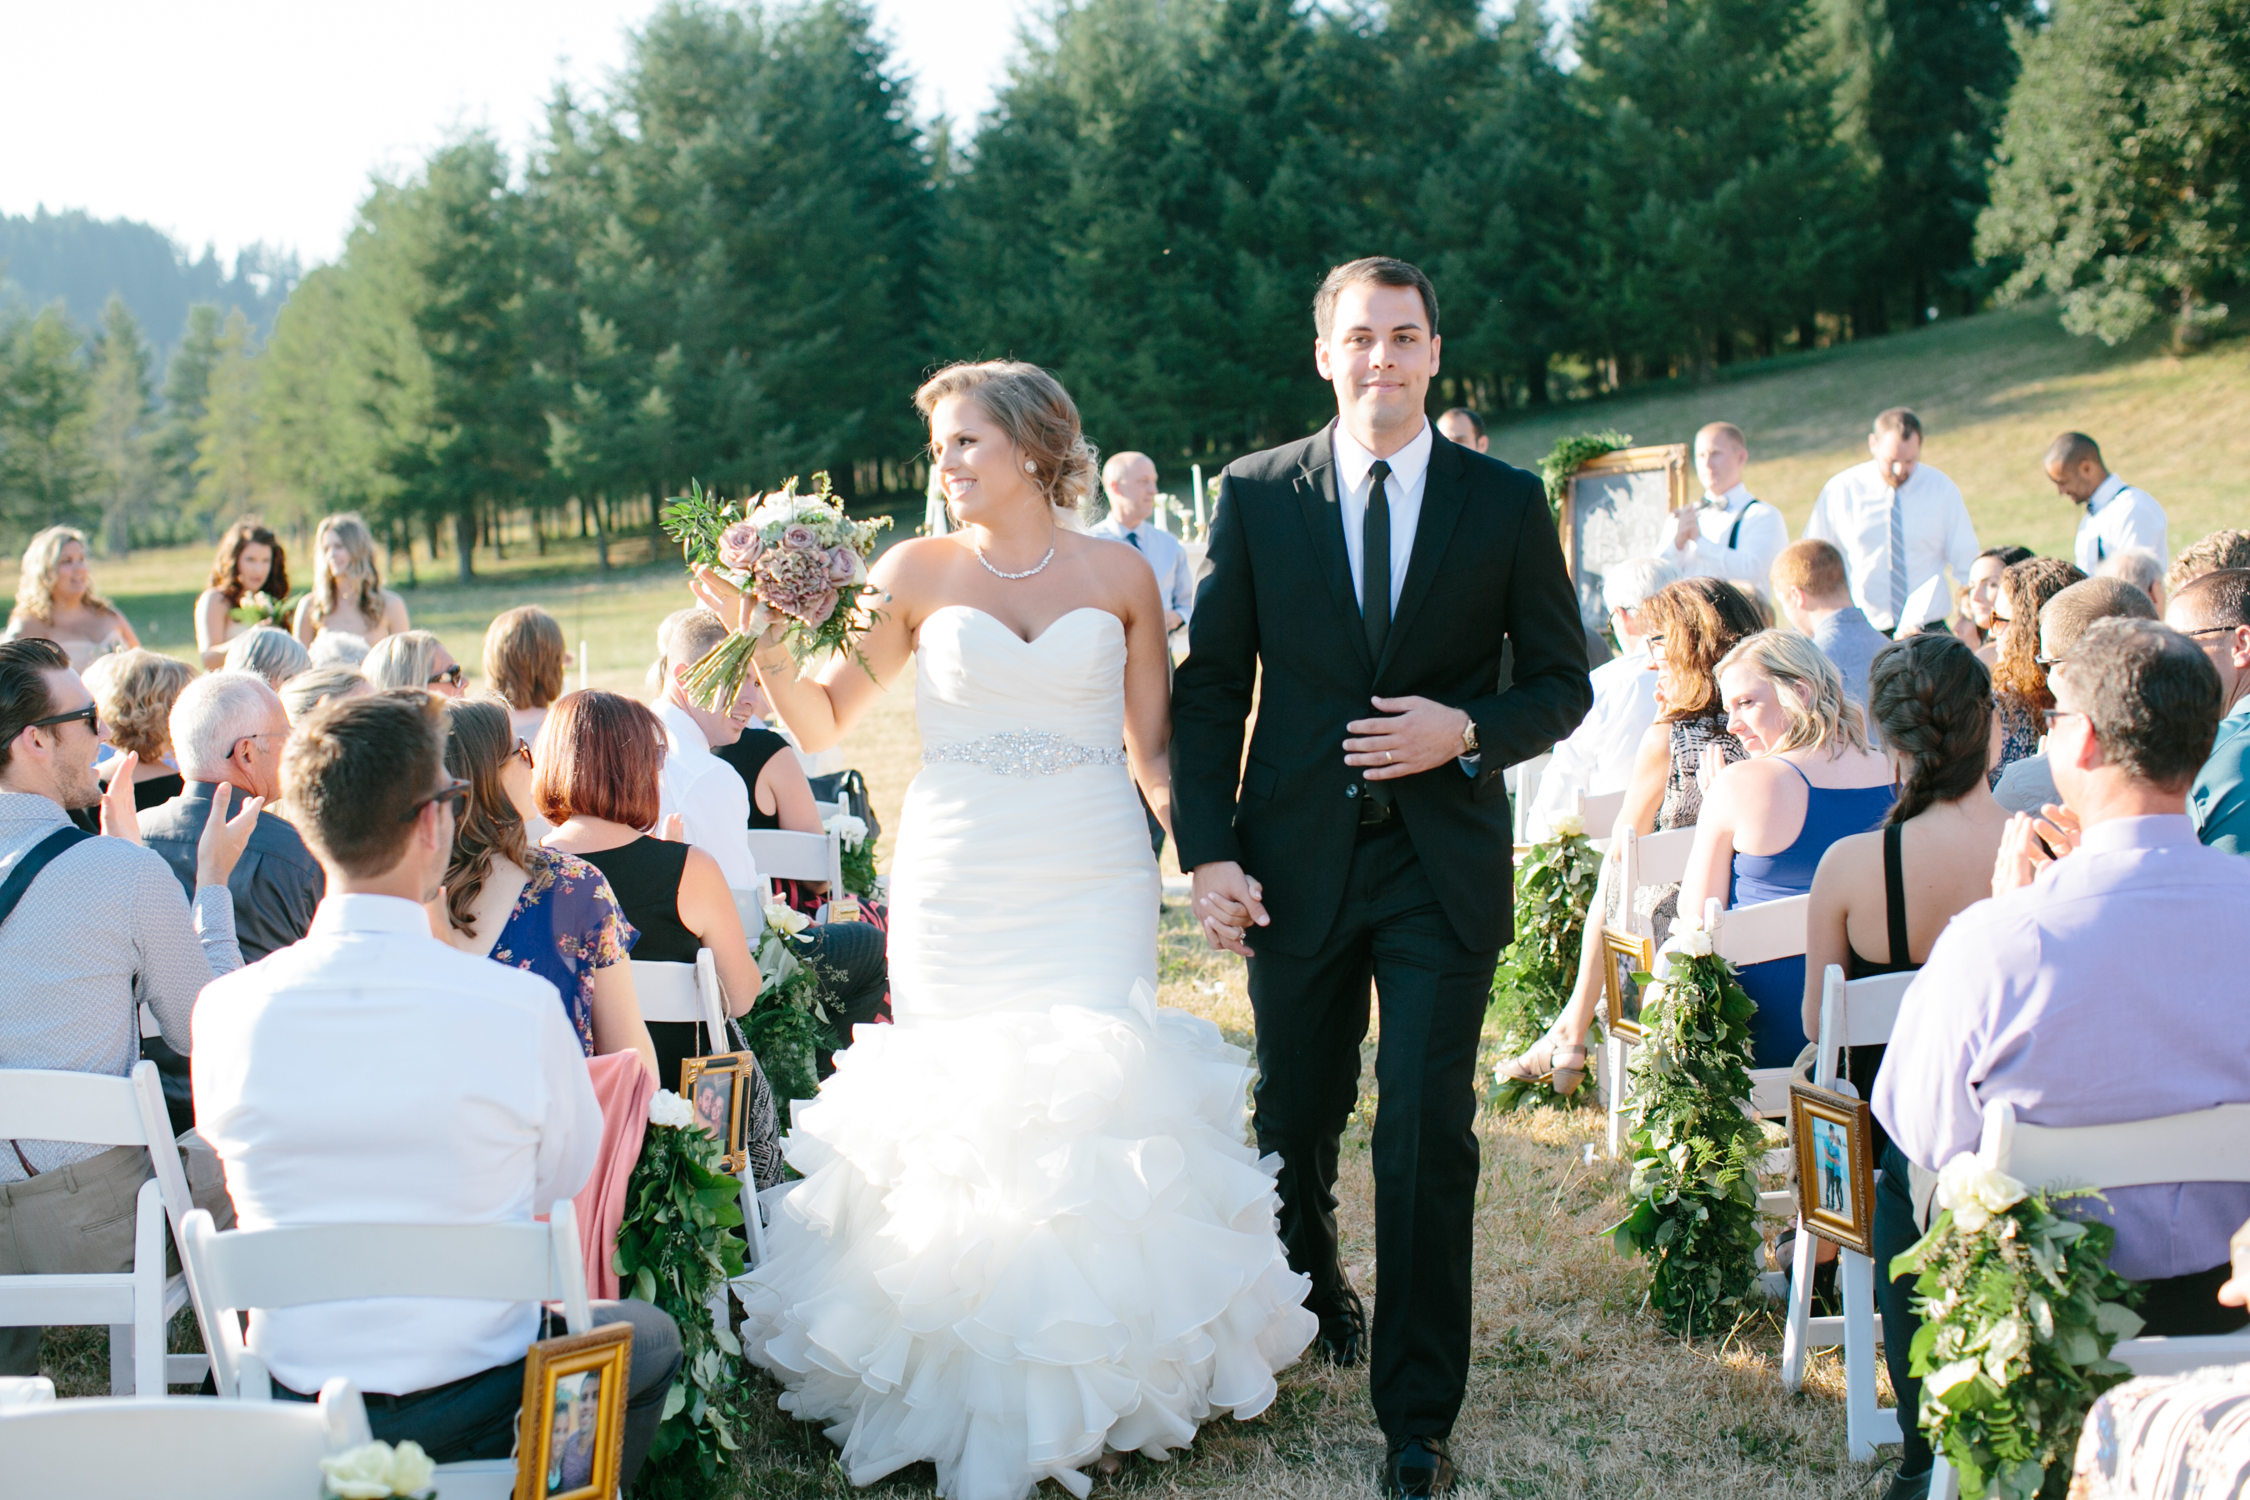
[0,638,262,1379]
[2166,568,2250,856]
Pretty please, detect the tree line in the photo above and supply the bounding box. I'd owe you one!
[1,0,2241,574]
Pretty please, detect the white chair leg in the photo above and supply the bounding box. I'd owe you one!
[1606,1035,1630,1159]
[1780,1218,1815,1392]
[108,1324,134,1397]
[1928,1454,1957,1500]
[1840,1248,1900,1460]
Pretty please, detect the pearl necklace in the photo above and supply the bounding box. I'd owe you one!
[974,541,1056,580]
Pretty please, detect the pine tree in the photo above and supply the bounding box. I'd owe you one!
[191,309,268,534]
[1976,0,2250,348]
[154,304,223,513]
[84,296,158,553]
[0,303,93,530]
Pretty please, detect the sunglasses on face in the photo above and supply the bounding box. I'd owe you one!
[428,663,465,687]
[29,703,100,735]
[512,739,534,768]
[402,777,472,823]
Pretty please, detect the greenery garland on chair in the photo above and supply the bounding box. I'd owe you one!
[1538,430,1633,522]
[742,902,829,1109]
[1892,1157,2145,1500]
[615,1091,756,1499]
[1607,925,1768,1336]
[1488,814,1604,1112]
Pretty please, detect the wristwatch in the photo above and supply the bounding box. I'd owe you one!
[1459,715,1480,758]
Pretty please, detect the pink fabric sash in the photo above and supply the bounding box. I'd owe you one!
[574,1052,653,1299]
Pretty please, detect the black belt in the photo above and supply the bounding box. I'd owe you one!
[1357,795,1396,830]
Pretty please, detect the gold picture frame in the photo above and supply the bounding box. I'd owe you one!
[513,1321,631,1500]
[1790,1082,1878,1256]
[1561,443,1694,629]
[679,1052,752,1174]
[1601,927,1656,1041]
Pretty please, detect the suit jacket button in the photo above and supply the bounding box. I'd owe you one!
[1345,783,1359,798]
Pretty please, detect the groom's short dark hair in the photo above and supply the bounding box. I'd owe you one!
[1314,258,1439,339]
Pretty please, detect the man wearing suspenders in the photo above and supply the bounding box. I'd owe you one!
[1658,422,1788,592]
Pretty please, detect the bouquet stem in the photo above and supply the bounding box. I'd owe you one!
[679,631,761,713]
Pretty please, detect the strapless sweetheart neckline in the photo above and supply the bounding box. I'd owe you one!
[923,603,1120,647]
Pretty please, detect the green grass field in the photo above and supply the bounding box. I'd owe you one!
[39,302,2250,1497]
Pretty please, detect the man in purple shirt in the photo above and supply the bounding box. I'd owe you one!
[1870,617,2248,1500]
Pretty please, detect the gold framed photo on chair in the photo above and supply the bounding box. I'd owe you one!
[1601,928,1656,1041]
[1789,1082,1877,1256]
[513,1321,631,1500]
[678,1052,752,1175]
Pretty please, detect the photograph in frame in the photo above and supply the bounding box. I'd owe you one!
[512,1321,631,1500]
[1561,444,1692,632]
[1789,1081,1877,1256]
[679,1051,751,1175]
[1602,928,1656,1042]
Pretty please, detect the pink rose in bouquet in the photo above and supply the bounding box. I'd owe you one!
[783,523,822,553]
[826,546,859,583]
[717,521,762,571]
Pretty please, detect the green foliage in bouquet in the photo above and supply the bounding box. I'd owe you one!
[1488,826,1604,1112]
[1607,942,1767,1336]
[615,1110,753,1499]
[1538,430,1633,522]
[1893,1163,2145,1500]
[227,590,295,628]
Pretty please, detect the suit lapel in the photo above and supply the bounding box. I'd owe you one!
[1294,424,1373,675]
[1378,434,1469,679]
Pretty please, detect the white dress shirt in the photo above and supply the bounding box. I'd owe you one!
[1090,516,1197,623]
[2073,473,2168,573]
[1525,648,1660,839]
[1333,417,1433,612]
[1658,484,1788,589]
[192,894,602,1395]
[655,696,762,892]
[1804,460,1980,632]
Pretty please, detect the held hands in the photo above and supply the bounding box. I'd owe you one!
[1992,804,2081,896]
[194,782,266,891]
[98,752,142,843]
[1344,697,1472,780]
[1191,861,1267,958]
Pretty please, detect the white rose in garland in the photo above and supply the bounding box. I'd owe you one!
[320,1441,436,1500]
[648,1089,695,1129]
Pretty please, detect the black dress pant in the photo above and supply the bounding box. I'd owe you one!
[1245,817,1499,1443]
[1872,1142,2250,1477]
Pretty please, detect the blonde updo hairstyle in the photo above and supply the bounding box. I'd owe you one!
[93,649,198,761]
[1714,628,1871,756]
[914,360,1099,516]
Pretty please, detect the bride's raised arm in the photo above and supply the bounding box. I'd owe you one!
[1118,558,1175,841]
[691,545,923,753]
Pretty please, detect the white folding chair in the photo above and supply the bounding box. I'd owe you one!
[1580,787,1628,851]
[746,827,845,898]
[0,1060,208,1395]
[1509,752,1551,843]
[1928,1100,2250,1499]
[1778,965,1916,1462]
[1705,893,1812,1122]
[1605,825,1698,1156]
[630,952,770,1274]
[0,1377,372,1500]
[812,799,842,823]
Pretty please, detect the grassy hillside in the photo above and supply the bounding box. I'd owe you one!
[1489,304,2250,559]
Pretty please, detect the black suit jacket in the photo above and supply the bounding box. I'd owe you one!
[1171,424,1593,957]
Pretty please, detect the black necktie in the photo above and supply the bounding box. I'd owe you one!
[1363,460,1392,664]
[1125,530,1141,551]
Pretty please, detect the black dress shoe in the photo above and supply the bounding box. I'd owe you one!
[1312,1284,1366,1367]
[1880,1465,1931,1500]
[1385,1436,1456,1498]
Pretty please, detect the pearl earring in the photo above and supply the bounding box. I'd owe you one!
[1024,461,1036,473]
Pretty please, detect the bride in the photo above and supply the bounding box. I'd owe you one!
[695,360,1314,1500]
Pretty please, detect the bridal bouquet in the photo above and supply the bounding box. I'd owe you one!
[227,590,294,628]
[661,473,890,710]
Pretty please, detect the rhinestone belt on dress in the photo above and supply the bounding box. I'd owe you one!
[921,730,1128,776]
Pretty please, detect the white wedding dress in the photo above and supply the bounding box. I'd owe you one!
[738,605,1316,1500]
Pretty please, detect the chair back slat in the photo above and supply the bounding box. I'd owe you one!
[188,1221,564,1311]
[1814,966,1917,1088]
[1981,1100,2250,1192]
[746,829,842,887]
[0,1380,371,1498]
[631,960,704,1025]
[1713,895,1810,968]
[0,1069,150,1145]
[1581,788,1627,838]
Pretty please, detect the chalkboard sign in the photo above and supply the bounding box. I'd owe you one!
[1562,445,1692,630]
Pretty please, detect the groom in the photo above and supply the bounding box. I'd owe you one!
[1172,258,1591,1497]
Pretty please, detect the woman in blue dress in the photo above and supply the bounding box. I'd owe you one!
[427,696,658,1078]
[1675,631,1894,1068]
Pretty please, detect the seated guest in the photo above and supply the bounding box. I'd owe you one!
[2168,528,2250,598]
[1954,545,2033,656]
[191,691,680,1477]
[429,698,656,1079]
[2069,1243,2250,1499]
[364,630,465,698]
[534,691,766,1092]
[90,649,195,813]
[1802,633,2008,1116]
[2167,568,2250,854]
[484,605,567,745]
[2098,547,2166,614]
[1987,556,2086,785]
[223,624,311,690]
[1523,555,1676,841]
[1991,576,2158,814]
[0,638,250,1378]
[1497,577,1761,1094]
[1771,539,1889,723]
[1873,618,2250,1500]
[142,672,325,964]
[1677,630,1894,1068]
[714,691,826,839]
[279,664,373,728]
[307,630,371,670]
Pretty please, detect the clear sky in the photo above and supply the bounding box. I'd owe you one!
[0,0,1030,269]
